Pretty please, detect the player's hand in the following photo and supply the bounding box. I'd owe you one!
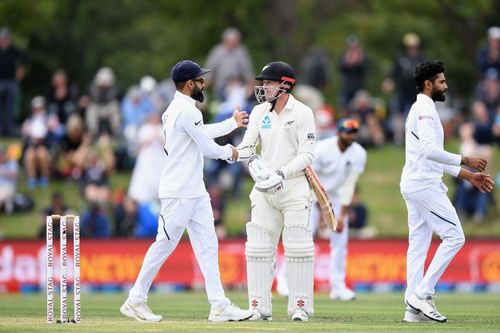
[461,155,487,172]
[469,172,495,193]
[255,172,283,194]
[229,145,239,161]
[336,213,346,233]
[233,106,249,128]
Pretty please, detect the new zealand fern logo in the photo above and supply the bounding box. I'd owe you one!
[261,115,272,129]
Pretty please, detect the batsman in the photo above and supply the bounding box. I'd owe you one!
[236,61,316,321]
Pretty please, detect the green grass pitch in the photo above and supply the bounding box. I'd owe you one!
[0,291,499,332]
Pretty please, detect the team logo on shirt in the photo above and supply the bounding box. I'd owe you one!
[261,115,271,129]
[306,132,316,140]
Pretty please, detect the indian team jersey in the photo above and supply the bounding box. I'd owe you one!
[237,95,316,179]
[159,91,234,199]
[312,136,367,199]
[400,94,461,194]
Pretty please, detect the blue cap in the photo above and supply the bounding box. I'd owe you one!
[336,118,360,133]
[171,60,210,83]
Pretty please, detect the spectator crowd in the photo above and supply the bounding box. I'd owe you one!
[0,26,498,238]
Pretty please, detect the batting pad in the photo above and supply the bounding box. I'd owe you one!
[245,222,275,316]
[283,224,315,315]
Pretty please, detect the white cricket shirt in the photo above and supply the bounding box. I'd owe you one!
[159,91,236,198]
[400,93,461,193]
[237,95,316,179]
[313,136,367,200]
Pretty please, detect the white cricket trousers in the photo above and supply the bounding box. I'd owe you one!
[128,195,230,308]
[310,199,349,290]
[402,183,465,301]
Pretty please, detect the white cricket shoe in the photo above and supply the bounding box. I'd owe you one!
[403,308,437,323]
[406,294,447,323]
[120,299,163,322]
[208,303,253,322]
[249,310,273,321]
[291,308,309,321]
[329,287,356,301]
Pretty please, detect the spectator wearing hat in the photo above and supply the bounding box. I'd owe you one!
[85,67,121,140]
[477,26,500,76]
[0,28,27,137]
[382,32,426,145]
[21,96,60,189]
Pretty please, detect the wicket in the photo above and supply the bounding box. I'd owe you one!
[46,215,81,324]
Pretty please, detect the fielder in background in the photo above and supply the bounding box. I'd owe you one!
[313,118,366,301]
[236,61,316,321]
[121,60,253,322]
[401,60,495,323]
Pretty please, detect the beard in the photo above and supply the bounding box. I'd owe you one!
[339,135,354,148]
[191,86,205,103]
[431,88,446,102]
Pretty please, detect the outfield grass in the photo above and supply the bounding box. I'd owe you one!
[1,139,499,239]
[0,292,499,332]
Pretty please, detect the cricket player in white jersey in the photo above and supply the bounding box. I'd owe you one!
[236,61,316,321]
[401,60,494,323]
[276,118,366,301]
[311,118,366,301]
[121,60,253,322]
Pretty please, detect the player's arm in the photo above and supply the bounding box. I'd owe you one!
[280,107,316,179]
[236,107,261,161]
[181,108,233,160]
[204,107,248,138]
[457,168,495,193]
[417,111,487,171]
[336,170,361,232]
[417,111,462,166]
[442,164,461,177]
[337,149,367,231]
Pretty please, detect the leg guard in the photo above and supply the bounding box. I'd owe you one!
[283,224,315,315]
[245,222,275,317]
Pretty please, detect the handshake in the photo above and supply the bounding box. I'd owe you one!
[247,154,284,194]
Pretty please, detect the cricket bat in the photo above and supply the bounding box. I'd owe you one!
[305,166,338,231]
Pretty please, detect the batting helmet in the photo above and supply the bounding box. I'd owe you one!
[255,61,296,88]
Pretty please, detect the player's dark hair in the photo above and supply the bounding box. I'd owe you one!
[175,81,187,90]
[413,60,444,92]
